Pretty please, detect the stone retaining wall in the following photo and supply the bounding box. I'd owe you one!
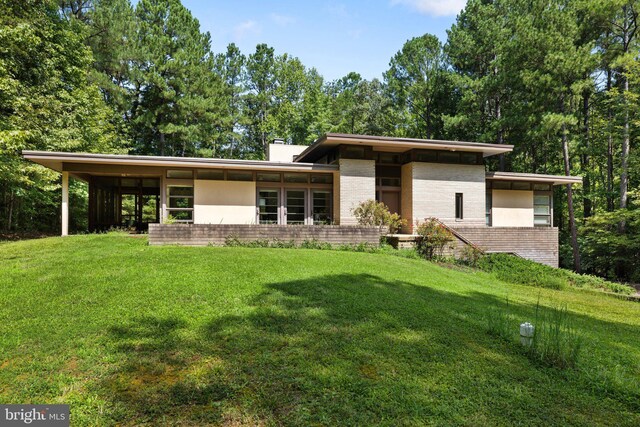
[148,224,383,246]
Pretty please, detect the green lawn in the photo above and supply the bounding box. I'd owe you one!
[0,234,638,426]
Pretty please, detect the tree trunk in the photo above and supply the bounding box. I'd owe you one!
[496,96,505,172]
[581,90,592,219]
[606,68,615,211]
[7,189,14,231]
[159,132,165,157]
[561,98,581,272]
[620,5,631,211]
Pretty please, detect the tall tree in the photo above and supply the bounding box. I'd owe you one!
[132,0,223,156]
[245,44,276,158]
[214,43,246,158]
[385,34,454,139]
[446,0,513,170]
[0,0,123,232]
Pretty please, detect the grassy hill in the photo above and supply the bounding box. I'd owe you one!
[0,234,638,426]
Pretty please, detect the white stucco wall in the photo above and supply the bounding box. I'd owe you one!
[491,189,534,227]
[267,144,308,162]
[194,180,256,224]
[410,162,486,227]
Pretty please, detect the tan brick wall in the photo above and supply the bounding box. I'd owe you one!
[410,162,486,228]
[149,224,383,246]
[451,226,559,267]
[400,163,413,232]
[333,171,341,224]
[338,158,376,225]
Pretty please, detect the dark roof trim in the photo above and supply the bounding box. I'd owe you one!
[486,171,582,185]
[295,133,514,162]
[22,150,339,173]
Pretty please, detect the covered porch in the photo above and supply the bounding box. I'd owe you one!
[22,150,339,236]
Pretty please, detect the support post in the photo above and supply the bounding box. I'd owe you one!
[62,171,69,236]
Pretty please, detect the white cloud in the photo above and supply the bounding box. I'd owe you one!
[327,3,349,19]
[270,13,296,26]
[391,0,466,17]
[233,20,260,40]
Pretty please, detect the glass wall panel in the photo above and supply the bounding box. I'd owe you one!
[197,169,224,180]
[166,169,193,179]
[310,174,333,184]
[312,191,332,225]
[284,173,309,183]
[258,189,279,224]
[227,170,254,181]
[257,172,281,182]
[512,182,531,190]
[286,190,306,224]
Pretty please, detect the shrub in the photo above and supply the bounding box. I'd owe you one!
[477,253,635,294]
[337,242,379,253]
[459,244,484,267]
[477,253,566,290]
[352,200,406,233]
[300,239,332,250]
[162,214,178,225]
[414,218,454,260]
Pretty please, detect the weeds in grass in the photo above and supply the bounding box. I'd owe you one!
[528,299,583,369]
[485,297,513,342]
[486,296,583,370]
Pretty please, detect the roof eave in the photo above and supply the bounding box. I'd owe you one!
[21,150,339,173]
[486,171,582,185]
[294,133,514,162]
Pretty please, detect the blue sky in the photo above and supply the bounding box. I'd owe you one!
[182,0,466,81]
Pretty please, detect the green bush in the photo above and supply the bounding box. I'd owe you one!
[414,218,454,260]
[580,208,640,282]
[352,199,406,233]
[477,253,566,290]
[300,239,332,250]
[459,244,483,267]
[477,253,635,294]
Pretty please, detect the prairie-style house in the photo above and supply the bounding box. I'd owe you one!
[23,133,581,266]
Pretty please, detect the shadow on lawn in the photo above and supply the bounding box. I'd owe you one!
[98,273,639,425]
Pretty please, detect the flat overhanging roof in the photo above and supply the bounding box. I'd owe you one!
[295,133,514,162]
[22,150,338,177]
[486,171,582,185]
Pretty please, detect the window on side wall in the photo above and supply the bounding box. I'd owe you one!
[166,185,194,223]
[455,193,463,220]
[534,193,551,227]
